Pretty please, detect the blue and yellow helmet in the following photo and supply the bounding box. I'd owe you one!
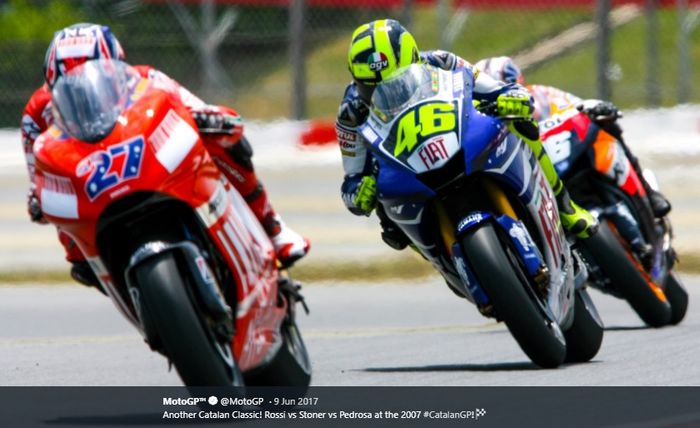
[347,19,420,87]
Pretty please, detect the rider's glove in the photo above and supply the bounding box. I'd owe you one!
[192,106,240,135]
[341,174,377,216]
[576,99,621,123]
[496,91,534,120]
[27,190,46,224]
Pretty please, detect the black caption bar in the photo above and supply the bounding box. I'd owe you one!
[3,386,699,427]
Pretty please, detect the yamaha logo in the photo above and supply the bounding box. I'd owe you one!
[368,52,389,71]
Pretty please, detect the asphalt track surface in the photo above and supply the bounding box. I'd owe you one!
[0,276,697,386]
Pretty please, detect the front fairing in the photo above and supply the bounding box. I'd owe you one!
[33,80,219,255]
[361,66,511,199]
[362,67,470,177]
[540,107,601,177]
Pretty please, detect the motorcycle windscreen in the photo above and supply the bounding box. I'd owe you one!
[371,63,439,124]
[369,64,461,173]
[51,59,132,143]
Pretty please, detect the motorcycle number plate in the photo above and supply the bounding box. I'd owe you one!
[542,130,572,165]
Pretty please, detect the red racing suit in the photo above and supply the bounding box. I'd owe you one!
[21,65,276,263]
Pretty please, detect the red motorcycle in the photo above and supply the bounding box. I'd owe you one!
[540,106,688,327]
[33,60,311,386]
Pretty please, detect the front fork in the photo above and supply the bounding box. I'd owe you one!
[277,269,309,321]
[124,241,235,353]
[442,180,550,313]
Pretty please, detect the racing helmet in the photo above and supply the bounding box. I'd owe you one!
[51,60,133,143]
[475,56,524,84]
[347,19,420,100]
[44,23,125,88]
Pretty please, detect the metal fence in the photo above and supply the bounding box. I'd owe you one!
[0,0,698,128]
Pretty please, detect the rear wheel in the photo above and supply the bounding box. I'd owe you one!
[461,223,566,368]
[134,252,242,386]
[583,221,671,327]
[564,289,604,363]
[665,271,688,325]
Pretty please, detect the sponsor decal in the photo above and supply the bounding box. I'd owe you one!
[207,185,227,219]
[214,158,245,184]
[196,183,228,228]
[417,136,449,169]
[368,52,389,71]
[454,254,471,289]
[336,130,357,142]
[452,72,464,94]
[360,125,380,145]
[339,140,355,149]
[509,222,533,250]
[535,172,562,267]
[407,131,459,172]
[149,109,199,173]
[39,172,79,219]
[457,213,484,232]
[55,35,97,59]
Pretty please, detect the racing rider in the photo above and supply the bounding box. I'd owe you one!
[22,23,310,288]
[336,19,598,251]
[475,55,672,262]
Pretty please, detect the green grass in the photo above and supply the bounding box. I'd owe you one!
[0,253,438,285]
[527,9,700,107]
[2,250,699,285]
[233,6,699,121]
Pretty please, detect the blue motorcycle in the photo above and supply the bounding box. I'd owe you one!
[359,64,603,368]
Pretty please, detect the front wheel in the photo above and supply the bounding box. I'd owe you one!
[134,252,242,386]
[563,289,604,363]
[461,223,566,368]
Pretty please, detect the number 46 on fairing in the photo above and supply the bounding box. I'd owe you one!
[393,102,457,157]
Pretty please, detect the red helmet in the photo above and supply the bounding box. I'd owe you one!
[475,56,524,85]
[43,23,125,88]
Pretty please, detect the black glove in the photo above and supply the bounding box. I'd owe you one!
[192,107,239,135]
[576,99,621,123]
[27,190,46,224]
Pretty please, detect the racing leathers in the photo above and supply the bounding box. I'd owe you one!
[22,66,309,286]
[336,50,597,248]
[528,84,671,219]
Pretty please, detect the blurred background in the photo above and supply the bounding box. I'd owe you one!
[0,0,699,279]
[1,0,699,125]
